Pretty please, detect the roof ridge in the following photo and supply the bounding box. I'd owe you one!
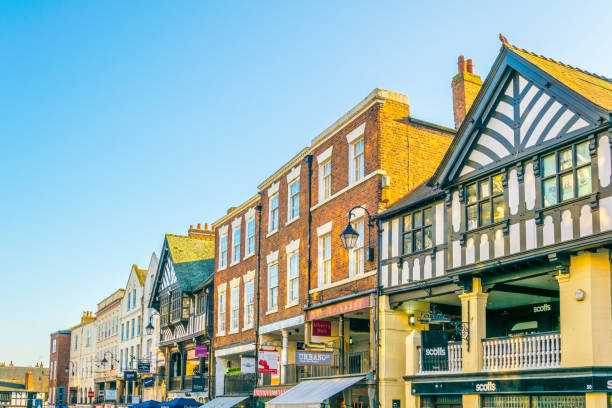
[499,35,612,84]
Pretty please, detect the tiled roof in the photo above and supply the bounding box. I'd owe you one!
[166,234,215,292]
[505,41,612,110]
[0,367,49,393]
[376,181,444,219]
[134,265,147,286]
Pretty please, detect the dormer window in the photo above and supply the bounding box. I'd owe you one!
[466,174,505,230]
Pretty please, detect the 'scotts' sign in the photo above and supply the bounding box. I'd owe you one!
[421,330,449,372]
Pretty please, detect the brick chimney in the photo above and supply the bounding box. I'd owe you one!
[25,371,33,390]
[188,223,215,241]
[452,56,482,129]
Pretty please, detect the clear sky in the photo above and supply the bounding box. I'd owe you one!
[0,0,610,366]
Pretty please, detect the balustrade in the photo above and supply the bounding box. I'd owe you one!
[482,331,561,371]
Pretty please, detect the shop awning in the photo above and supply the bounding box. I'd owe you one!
[199,396,248,408]
[266,376,364,408]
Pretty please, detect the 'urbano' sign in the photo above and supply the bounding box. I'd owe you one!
[295,350,333,366]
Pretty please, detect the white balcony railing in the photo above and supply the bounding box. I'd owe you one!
[482,331,560,371]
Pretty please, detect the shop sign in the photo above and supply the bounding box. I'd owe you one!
[241,357,256,373]
[533,303,552,313]
[312,320,332,337]
[421,330,448,372]
[475,381,497,392]
[142,376,155,388]
[87,392,94,399]
[257,350,279,374]
[131,396,140,404]
[137,361,151,373]
[295,350,333,366]
[307,296,370,321]
[253,388,291,397]
[98,391,104,398]
[191,377,205,392]
[195,345,208,358]
[124,371,137,381]
[104,390,116,401]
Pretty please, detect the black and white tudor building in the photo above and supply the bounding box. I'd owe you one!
[376,39,612,408]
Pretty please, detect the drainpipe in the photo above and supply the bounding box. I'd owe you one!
[374,219,382,408]
[305,155,313,307]
[254,201,263,384]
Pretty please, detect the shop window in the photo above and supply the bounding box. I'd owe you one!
[542,141,592,207]
[466,174,505,230]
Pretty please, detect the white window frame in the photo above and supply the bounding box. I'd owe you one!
[269,193,279,234]
[319,160,332,201]
[245,208,256,259]
[317,221,333,288]
[231,220,241,266]
[266,250,279,313]
[243,272,255,329]
[217,284,226,336]
[218,226,228,270]
[349,138,365,184]
[288,179,300,222]
[229,286,240,333]
[287,253,299,307]
[349,218,365,277]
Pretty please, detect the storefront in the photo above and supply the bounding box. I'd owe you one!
[265,376,367,408]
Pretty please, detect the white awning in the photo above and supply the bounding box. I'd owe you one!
[266,376,364,408]
[199,396,248,408]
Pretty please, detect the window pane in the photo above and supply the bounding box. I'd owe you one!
[423,208,433,226]
[403,214,412,232]
[576,142,591,166]
[466,184,477,204]
[560,172,574,201]
[467,205,478,230]
[559,148,573,171]
[413,211,422,228]
[492,196,505,222]
[414,230,423,251]
[403,233,412,254]
[542,154,556,178]
[480,201,491,226]
[543,178,558,207]
[423,227,432,249]
[492,174,503,194]
[480,180,490,199]
[577,166,592,197]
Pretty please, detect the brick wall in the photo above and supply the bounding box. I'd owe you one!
[49,331,71,402]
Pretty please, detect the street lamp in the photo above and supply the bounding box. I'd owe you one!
[340,206,374,261]
[145,313,159,335]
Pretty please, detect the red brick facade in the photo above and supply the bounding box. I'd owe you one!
[48,331,71,405]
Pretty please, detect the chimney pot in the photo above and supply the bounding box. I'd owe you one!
[197,223,201,229]
[467,59,474,74]
[457,55,466,73]
[189,225,193,230]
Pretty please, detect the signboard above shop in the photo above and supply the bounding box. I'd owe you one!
[195,345,208,358]
[306,295,370,321]
[137,361,150,373]
[124,371,137,381]
[295,350,333,366]
[312,320,332,337]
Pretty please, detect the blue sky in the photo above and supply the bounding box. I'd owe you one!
[0,1,610,366]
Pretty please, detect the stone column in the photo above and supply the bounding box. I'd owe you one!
[459,277,488,373]
[280,330,289,385]
[557,249,612,367]
[586,393,608,408]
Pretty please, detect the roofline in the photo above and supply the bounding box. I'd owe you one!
[212,193,261,227]
[310,88,408,149]
[50,330,71,336]
[257,147,310,191]
[375,190,446,220]
[407,117,456,134]
[67,318,97,332]
[96,288,125,310]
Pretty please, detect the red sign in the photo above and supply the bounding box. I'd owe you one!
[307,295,371,321]
[258,349,279,374]
[98,391,104,397]
[195,345,208,358]
[88,391,94,398]
[312,320,332,337]
[253,388,291,397]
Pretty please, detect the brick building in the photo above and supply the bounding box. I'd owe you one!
[49,330,71,407]
[211,88,455,407]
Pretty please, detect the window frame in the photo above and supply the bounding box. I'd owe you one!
[350,138,365,184]
[287,251,299,304]
[244,280,254,328]
[318,233,332,287]
[288,179,300,221]
[231,226,241,265]
[320,160,332,200]
[219,233,228,269]
[402,207,434,254]
[465,173,505,231]
[541,140,592,208]
[269,193,279,233]
[230,286,240,332]
[246,218,256,257]
[217,292,226,335]
[349,218,365,276]
[267,262,279,312]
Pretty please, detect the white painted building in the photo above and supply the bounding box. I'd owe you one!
[67,312,97,407]
[140,253,162,402]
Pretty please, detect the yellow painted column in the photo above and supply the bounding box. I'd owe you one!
[586,393,608,408]
[379,296,428,408]
[557,249,612,367]
[462,394,480,408]
[459,278,488,373]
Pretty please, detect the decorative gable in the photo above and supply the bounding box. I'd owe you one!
[160,258,177,290]
[460,72,594,177]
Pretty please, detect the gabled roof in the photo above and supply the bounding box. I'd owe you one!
[506,42,612,110]
[133,264,147,285]
[434,36,612,186]
[166,234,214,264]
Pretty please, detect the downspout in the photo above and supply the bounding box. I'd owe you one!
[254,201,263,382]
[375,219,382,408]
[305,155,313,307]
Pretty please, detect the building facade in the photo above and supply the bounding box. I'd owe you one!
[49,331,71,407]
[93,290,123,408]
[375,40,612,408]
[140,253,162,403]
[0,366,48,408]
[148,226,216,404]
[67,312,97,407]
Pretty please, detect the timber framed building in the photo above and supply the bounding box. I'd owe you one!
[375,39,612,408]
